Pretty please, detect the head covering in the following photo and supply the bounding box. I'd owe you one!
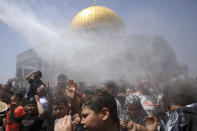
[125,94,141,106]
[120,93,147,124]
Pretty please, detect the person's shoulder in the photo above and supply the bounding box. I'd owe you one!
[15,106,24,114]
[181,105,197,115]
[15,106,24,117]
[15,106,24,111]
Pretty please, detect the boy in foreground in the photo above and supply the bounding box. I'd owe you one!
[55,90,120,131]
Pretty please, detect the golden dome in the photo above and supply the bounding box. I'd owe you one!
[69,6,125,32]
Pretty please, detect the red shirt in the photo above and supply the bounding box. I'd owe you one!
[6,106,24,131]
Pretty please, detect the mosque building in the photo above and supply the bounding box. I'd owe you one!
[15,3,185,88]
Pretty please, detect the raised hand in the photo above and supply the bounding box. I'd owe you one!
[120,120,127,130]
[127,121,137,131]
[66,79,77,99]
[144,115,158,131]
[136,123,146,131]
[32,70,39,74]
[73,114,81,124]
[55,115,73,131]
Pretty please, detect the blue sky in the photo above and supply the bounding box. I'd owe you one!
[0,0,197,83]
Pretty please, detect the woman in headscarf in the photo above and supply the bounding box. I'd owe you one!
[120,94,147,131]
[125,94,147,125]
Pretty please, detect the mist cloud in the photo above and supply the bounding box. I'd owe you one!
[0,1,183,85]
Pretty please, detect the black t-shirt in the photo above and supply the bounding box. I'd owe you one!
[27,79,44,101]
[15,113,43,131]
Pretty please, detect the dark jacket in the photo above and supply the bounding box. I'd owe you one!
[160,104,197,131]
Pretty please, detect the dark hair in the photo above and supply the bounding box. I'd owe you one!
[57,74,67,81]
[163,80,196,110]
[35,70,42,78]
[102,81,118,96]
[12,92,24,103]
[82,89,119,125]
[53,97,68,107]
[104,81,117,89]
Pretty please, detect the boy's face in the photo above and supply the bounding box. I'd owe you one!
[27,103,37,114]
[33,74,40,82]
[53,102,69,119]
[81,106,103,131]
[126,104,140,119]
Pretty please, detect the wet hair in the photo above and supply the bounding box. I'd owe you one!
[57,74,67,81]
[163,79,196,110]
[34,70,42,78]
[53,97,68,107]
[104,81,117,89]
[82,89,119,125]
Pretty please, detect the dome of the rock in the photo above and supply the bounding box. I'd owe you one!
[69,6,125,32]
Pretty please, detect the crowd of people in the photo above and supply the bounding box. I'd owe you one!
[0,70,197,131]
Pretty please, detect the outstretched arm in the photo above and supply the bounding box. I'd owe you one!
[66,79,77,100]
[25,70,38,81]
[66,79,81,114]
[35,95,47,120]
[46,82,54,105]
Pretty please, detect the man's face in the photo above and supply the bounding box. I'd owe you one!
[53,102,69,119]
[81,106,103,131]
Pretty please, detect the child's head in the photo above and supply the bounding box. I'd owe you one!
[53,97,69,119]
[33,70,42,81]
[26,98,38,114]
[81,90,119,131]
[56,74,67,89]
[125,94,142,119]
